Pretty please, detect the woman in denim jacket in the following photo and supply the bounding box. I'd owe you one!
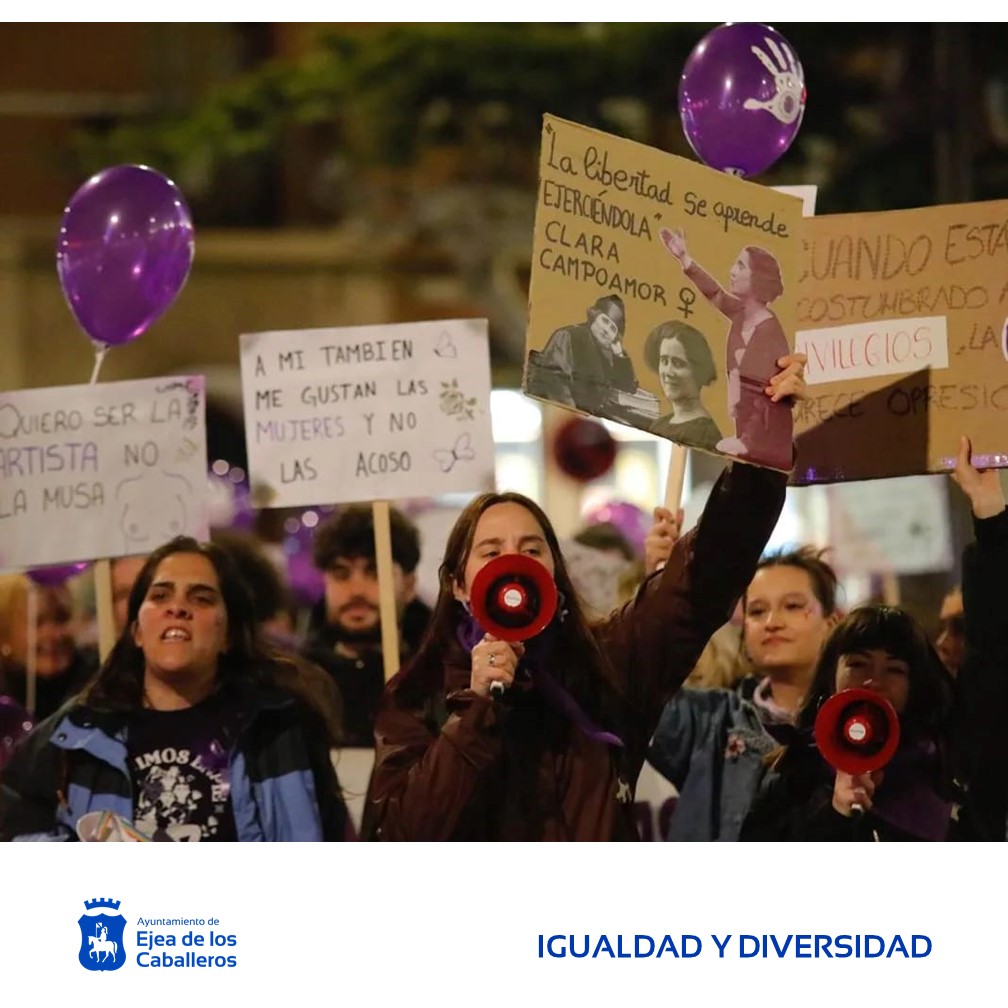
[647,547,839,840]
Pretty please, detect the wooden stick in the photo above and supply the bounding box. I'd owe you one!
[881,571,900,606]
[651,445,690,574]
[94,559,116,662]
[664,444,689,510]
[25,581,37,717]
[371,501,402,683]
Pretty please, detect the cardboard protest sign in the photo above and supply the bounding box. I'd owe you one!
[792,199,1008,484]
[524,114,804,473]
[0,376,208,570]
[240,319,494,508]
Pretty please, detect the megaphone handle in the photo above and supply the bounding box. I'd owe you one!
[849,803,882,841]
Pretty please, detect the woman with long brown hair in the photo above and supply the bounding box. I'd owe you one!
[363,356,805,841]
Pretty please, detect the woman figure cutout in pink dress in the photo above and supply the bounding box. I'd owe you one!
[660,227,793,472]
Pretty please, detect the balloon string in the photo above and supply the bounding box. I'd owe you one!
[25,582,38,717]
[89,343,109,385]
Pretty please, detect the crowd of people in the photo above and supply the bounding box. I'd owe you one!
[1,349,1004,840]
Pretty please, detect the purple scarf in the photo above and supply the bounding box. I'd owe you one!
[456,615,624,749]
[869,739,952,842]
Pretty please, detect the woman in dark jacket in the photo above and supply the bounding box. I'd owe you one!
[1,536,350,842]
[364,472,783,841]
[362,354,804,841]
[740,604,958,841]
[740,436,1007,842]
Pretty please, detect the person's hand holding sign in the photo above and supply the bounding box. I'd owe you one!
[766,352,808,403]
[951,435,1006,520]
[644,506,684,575]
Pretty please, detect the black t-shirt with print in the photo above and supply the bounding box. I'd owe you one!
[127,695,240,842]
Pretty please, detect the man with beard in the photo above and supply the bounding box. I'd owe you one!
[303,505,430,747]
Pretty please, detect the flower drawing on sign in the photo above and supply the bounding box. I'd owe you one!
[440,379,477,421]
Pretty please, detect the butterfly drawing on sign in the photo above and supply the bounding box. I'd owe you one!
[434,330,458,359]
[433,432,476,473]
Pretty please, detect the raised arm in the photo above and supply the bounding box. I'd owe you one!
[949,436,1008,839]
[594,459,786,752]
[659,227,742,319]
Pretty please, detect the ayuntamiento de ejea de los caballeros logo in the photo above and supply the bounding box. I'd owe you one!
[78,898,238,970]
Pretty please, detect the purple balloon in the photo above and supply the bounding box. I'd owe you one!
[56,164,195,347]
[207,471,255,532]
[679,22,806,178]
[582,501,648,557]
[287,549,325,606]
[284,525,325,606]
[26,561,91,587]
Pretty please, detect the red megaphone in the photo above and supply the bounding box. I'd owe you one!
[813,688,900,776]
[470,553,558,642]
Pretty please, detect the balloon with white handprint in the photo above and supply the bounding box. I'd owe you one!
[679,22,807,178]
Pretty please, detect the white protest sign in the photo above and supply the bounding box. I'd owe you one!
[240,319,495,508]
[799,316,950,386]
[0,376,209,571]
[561,538,633,620]
[826,474,953,575]
[773,184,817,218]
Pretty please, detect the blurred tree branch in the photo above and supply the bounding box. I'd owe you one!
[70,22,1008,228]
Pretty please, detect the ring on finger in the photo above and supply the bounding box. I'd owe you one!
[488,653,497,668]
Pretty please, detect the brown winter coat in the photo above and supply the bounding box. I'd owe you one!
[363,462,786,840]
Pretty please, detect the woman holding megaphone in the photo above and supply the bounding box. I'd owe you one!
[361,358,807,841]
[740,436,1008,841]
[740,604,956,840]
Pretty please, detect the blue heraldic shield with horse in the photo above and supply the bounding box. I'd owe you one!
[78,898,127,971]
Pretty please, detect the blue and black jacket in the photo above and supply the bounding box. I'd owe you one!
[0,683,350,842]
